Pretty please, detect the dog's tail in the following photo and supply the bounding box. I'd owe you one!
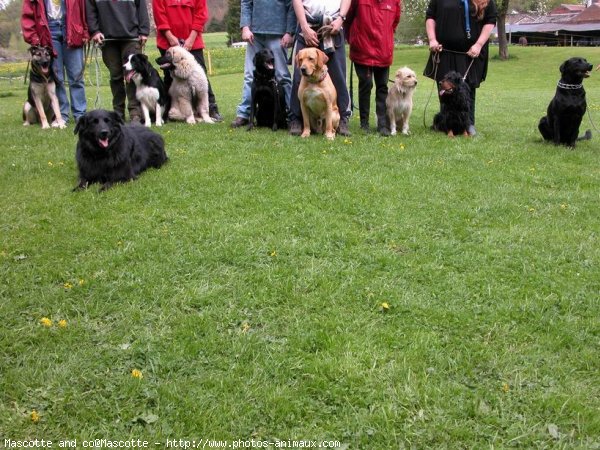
[578,130,592,141]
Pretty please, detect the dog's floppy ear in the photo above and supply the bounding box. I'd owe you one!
[295,50,302,68]
[316,49,329,69]
[74,113,87,135]
[559,60,567,75]
[109,111,125,126]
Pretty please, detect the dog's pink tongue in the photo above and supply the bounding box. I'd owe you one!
[99,138,109,148]
[439,89,446,96]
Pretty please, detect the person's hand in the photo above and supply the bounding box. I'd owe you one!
[183,36,195,50]
[467,42,482,58]
[167,34,180,47]
[301,25,319,47]
[241,26,254,45]
[429,38,442,53]
[330,16,343,35]
[139,35,148,45]
[92,32,104,44]
[281,32,293,48]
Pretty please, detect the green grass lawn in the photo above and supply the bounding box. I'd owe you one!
[0,45,599,448]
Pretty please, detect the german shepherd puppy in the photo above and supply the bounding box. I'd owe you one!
[23,46,66,129]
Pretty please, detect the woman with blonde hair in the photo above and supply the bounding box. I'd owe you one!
[424,0,497,135]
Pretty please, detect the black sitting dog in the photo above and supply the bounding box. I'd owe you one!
[433,71,471,137]
[538,57,592,147]
[73,109,168,191]
[248,48,287,131]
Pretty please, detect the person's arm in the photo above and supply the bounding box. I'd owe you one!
[330,0,350,35]
[86,0,104,43]
[137,0,150,41]
[467,23,494,58]
[426,18,441,52]
[153,0,178,46]
[21,0,40,46]
[293,0,318,47]
[240,0,254,45]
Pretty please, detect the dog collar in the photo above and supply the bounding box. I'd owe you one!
[557,81,583,90]
[308,68,329,84]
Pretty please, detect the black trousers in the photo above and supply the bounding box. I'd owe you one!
[101,40,142,120]
[354,63,389,129]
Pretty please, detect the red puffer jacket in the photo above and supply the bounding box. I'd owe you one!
[22,0,89,49]
[346,0,401,67]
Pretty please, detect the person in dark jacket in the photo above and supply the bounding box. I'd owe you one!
[86,0,150,122]
[346,0,400,136]
[424,0,497,136]
[22,0,89,123]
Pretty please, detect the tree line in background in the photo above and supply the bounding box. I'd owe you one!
[0,0,584,52]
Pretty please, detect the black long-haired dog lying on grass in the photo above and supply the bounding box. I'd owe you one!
[538,57,592,148]
[73,109,168,191]
[433,70,472,138]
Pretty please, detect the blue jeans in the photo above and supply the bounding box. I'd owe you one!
[49,20,86,122]
[235,34,292,120]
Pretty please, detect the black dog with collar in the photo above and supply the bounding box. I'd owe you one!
[538,57,593,147]
[248,48,287,131]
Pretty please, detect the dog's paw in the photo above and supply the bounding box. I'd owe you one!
[203,117,215,124]
[186,117,196,124]
[23,121,31,127]
[325,132,336,140]
[401,129,410,136]
[52,120,66,129]
[301,130,311,138]
[390,129,397,136]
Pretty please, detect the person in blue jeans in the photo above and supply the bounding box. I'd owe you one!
[230,0,296,128]
[22,0,89,123]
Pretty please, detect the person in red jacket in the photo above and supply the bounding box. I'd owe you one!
[22,0,89,123]
[346,0,401,136]
[153,0,222,121]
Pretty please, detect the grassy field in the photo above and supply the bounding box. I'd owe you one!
[0,45,599,448]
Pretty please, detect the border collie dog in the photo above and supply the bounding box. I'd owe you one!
[124,53,168,127]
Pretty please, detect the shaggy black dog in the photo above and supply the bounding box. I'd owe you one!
[248,48,287,131]
[538,57,593,147]
[73,109,168,191]
[433,71,472,137]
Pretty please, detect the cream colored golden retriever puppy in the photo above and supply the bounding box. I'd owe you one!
[296,47,340,140]
[156,46,213,125]
[386,67,418,136]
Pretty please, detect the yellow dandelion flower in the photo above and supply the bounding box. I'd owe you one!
[399,143,405,150]
[131,369,143,379]
[47,161,54,167]
[344,138,352,144]
[30,410,41,423]
[270,250,277,257]
[529,167,536,172]
[58,319,67,328]
[381,302,390,311]
[560,203,568,210]
[241,322,251,333]
[63,282,73,289]
[528,207,535,213]
[502,382,510,393]
[40,317,53,327]
[78,279,85,286]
